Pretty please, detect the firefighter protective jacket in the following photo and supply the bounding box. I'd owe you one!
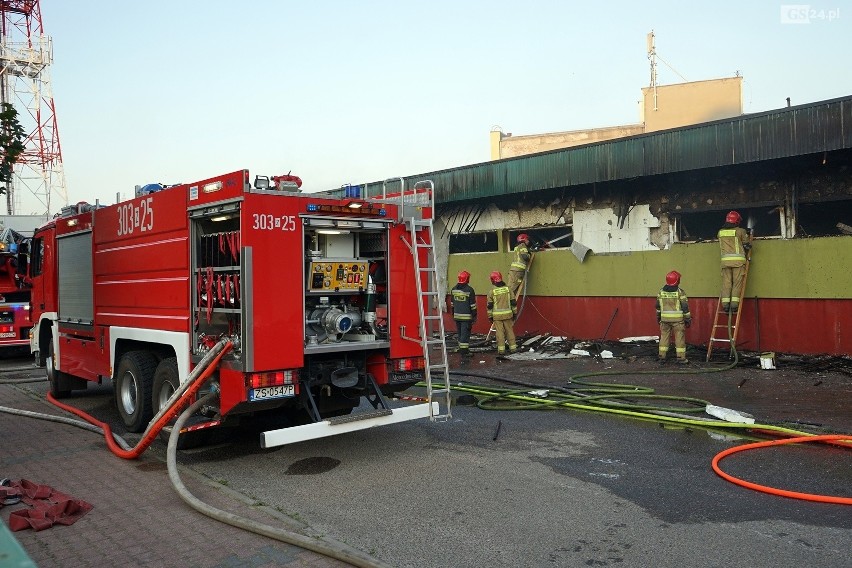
[656,285,691,323]
[511,243,531,271]
[451,283,477,321]
[718,224,751,267]
[487,283,517,321]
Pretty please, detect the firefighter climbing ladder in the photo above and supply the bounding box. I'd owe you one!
[385,178,452,421]
[706,255,751,361]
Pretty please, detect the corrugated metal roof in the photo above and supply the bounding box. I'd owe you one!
[330,95,852,204]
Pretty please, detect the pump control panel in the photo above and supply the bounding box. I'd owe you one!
[308,260,368,291]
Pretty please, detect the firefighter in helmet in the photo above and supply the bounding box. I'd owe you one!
[656,270,691,364]
[487,270,518,355]
[449,270,477,356]
[718,210,751,313]
[508,233,532,299]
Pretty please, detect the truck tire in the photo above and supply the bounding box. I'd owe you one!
[47,341,71,399]
[114,351,158,433]
[152,357,179,413]
[153,357,210,449]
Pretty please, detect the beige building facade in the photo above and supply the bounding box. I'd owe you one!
[491,76,743,159]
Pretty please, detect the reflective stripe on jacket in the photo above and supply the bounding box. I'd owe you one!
[510,243,530,271]
[656,287,691,322]
[718,227,749,266]
[487,285,516,321]
[451,284,477,321]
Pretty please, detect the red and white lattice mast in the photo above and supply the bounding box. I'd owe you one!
[0,0,67,216]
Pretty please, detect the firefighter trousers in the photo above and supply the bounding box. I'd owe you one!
[659,321,686,360]
[508,269,526,299]
[493,318,517,354]
[454,319,473,352]
[720,264,746,310]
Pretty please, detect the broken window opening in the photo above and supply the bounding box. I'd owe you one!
[674,206,782,241]
[449,231,499,254]
[509,227,573,250]
[795,199,852,237]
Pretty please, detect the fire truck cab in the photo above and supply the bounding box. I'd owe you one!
[0,227,32,349]
[28,170,448,447]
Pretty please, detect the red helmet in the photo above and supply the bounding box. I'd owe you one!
[517,233,530,244]
[665,270,681,286]
[490,270,503,284]
[457,270,470,285]
[725,210,741,225]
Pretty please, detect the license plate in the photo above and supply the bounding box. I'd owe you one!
[249,384,295,401]
[0,332,15,338]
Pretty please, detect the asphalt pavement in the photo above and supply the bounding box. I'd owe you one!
[1,344,850,568]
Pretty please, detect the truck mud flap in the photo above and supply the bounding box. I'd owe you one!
[260,402,439,449]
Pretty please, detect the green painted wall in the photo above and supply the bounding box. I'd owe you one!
[448,236,852,300]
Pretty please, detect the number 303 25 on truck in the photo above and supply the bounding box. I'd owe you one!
[28,169,450,447]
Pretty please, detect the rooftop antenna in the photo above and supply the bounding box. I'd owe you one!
[647,30,658,111]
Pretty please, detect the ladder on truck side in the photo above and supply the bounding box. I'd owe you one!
[386,177,452,421]
[706,255,751,361]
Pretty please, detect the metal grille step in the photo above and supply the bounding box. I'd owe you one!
[328,408,393,425]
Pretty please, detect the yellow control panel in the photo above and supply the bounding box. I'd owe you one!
[308,261,369,291]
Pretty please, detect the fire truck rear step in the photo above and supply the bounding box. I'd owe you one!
[260,402,439,448]
[328,408,392,425]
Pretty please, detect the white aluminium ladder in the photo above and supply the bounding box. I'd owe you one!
[385,177,452,421]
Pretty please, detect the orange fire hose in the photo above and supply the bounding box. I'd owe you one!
[47,342,232,460]
[712,434,852,505]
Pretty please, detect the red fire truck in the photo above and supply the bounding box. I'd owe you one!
[0,227,32,350]
[28,169,449,448]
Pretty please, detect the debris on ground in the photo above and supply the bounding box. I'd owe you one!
[442,331,852,375]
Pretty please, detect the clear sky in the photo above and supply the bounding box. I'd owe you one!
[19,0,852,212]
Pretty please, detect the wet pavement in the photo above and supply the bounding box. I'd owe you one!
[1,341,850,568]
[452,338,852,434]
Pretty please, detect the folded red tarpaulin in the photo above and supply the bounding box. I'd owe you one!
[3,479,93,532]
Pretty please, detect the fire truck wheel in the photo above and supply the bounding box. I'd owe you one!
[152,357,180,413]
[47,341,71,399]
[152,357,212,450]
[114,351,158,433]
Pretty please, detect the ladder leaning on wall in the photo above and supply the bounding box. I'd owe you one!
[706,254,751,361]
[485,251,534,344]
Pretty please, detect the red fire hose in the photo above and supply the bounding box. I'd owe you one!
[712,434,852,505]
[47,340,232,460]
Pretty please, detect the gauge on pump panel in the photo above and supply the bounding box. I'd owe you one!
[323,278,331,288]
[325,264,332,272]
